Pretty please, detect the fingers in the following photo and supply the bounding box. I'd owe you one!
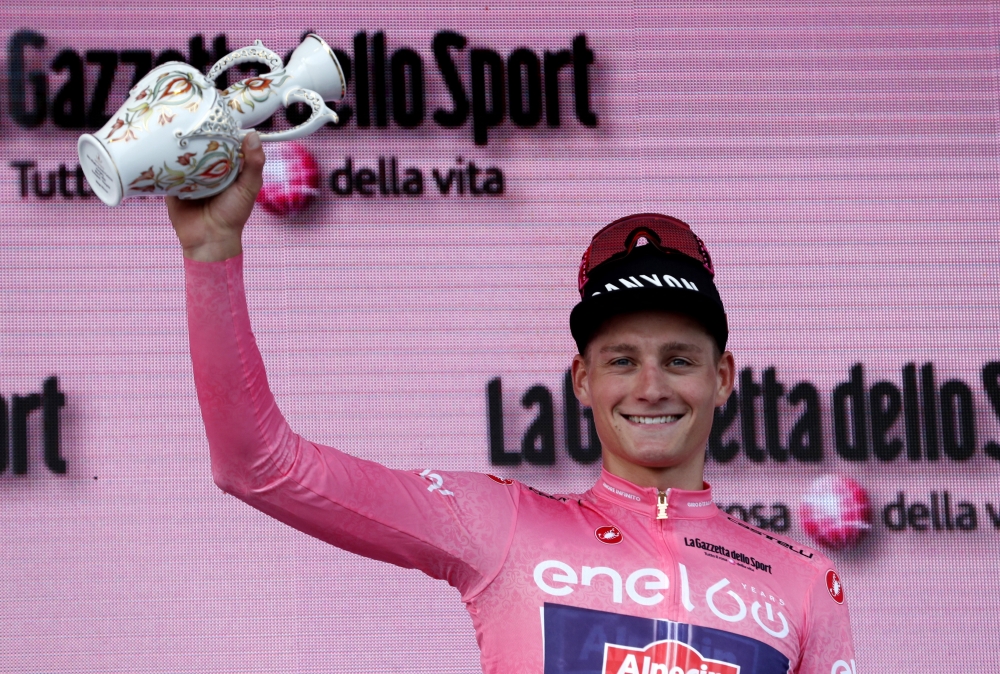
[197,132,264,236]
[164,194,193,230]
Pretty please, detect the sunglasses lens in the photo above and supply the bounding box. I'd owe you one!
[586,215,713,277]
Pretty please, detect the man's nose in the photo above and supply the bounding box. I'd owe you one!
[634,362,672,402]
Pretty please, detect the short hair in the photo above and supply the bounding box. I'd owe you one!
[581,311,723,364]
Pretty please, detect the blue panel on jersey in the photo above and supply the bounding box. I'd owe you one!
[542,603,790,674]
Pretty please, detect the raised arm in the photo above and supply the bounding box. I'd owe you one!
[170,134,518,599]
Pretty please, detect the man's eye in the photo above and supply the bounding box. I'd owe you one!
[669,358,690,367]
[612,358,632,366]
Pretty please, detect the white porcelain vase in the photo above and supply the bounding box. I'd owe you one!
[77,34,345,206]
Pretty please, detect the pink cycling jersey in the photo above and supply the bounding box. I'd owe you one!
[185,253,857,674]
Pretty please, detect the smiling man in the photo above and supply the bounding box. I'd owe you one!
[572,311,731,493]
[568,219,734,496]
[173,134,856,674]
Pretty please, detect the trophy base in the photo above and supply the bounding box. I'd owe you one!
[78,135,124,207]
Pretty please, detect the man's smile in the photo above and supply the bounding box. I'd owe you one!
[622,413,684,425]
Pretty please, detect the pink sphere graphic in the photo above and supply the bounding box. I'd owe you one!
[256,142,321,216]
[799,474,872,550]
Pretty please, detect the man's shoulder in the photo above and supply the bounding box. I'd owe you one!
[465,473,590,507]
[420,470,586,504]
[716,509,832,574]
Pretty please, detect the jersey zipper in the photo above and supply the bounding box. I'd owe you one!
[657,489,669,519]
[653,488,679,616]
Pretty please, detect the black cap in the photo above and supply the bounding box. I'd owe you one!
[570,218,728,353]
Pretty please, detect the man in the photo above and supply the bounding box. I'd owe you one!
[170,132,857,674]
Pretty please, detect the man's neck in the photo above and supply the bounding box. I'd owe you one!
[601,452,706,492]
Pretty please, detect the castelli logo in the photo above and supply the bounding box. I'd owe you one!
[595,525,623,545]
[487,474,514,485]
[602,639,739,674]
[826,569,844,604]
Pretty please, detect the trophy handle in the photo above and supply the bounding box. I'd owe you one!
[249,87,339,142]
[207,40,283,82]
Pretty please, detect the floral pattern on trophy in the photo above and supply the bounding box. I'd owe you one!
[128,140,239,194]
[105,70,209,143]
[222,70,292,113]
[78,35,344,206]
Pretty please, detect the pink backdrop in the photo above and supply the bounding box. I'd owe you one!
[2,2,999,671]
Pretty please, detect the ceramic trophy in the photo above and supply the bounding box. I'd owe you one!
[77,34,345,207]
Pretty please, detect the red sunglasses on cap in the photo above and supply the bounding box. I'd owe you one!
[578,214,715,295]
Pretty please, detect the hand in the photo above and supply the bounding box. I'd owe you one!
[166,131,265,262]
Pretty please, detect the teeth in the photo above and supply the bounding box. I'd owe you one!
[626,415,680,424]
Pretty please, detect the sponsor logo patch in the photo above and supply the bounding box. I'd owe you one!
[595,525,623,545]
[542,603,791,674]
[826,569,844,604]
[684,537,772,574]
[603,639,740,674]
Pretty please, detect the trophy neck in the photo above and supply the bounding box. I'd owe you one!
[219,69,292,129]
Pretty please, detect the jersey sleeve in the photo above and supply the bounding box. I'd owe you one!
[184,253,518,599]
[796,563,858,674]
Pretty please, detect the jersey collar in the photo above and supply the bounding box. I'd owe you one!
[591,468,717,519]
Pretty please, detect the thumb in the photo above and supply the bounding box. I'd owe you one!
[234,131,265,199]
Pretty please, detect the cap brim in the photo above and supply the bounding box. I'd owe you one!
[570,286,728,354]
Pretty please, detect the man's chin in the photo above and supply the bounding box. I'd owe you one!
[617,445,691,469]
[622,428,687,455]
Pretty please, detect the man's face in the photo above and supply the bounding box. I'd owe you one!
[571,311,735,487]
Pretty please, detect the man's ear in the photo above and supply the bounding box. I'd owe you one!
[571,353,592,407]
[715,350,736,407]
